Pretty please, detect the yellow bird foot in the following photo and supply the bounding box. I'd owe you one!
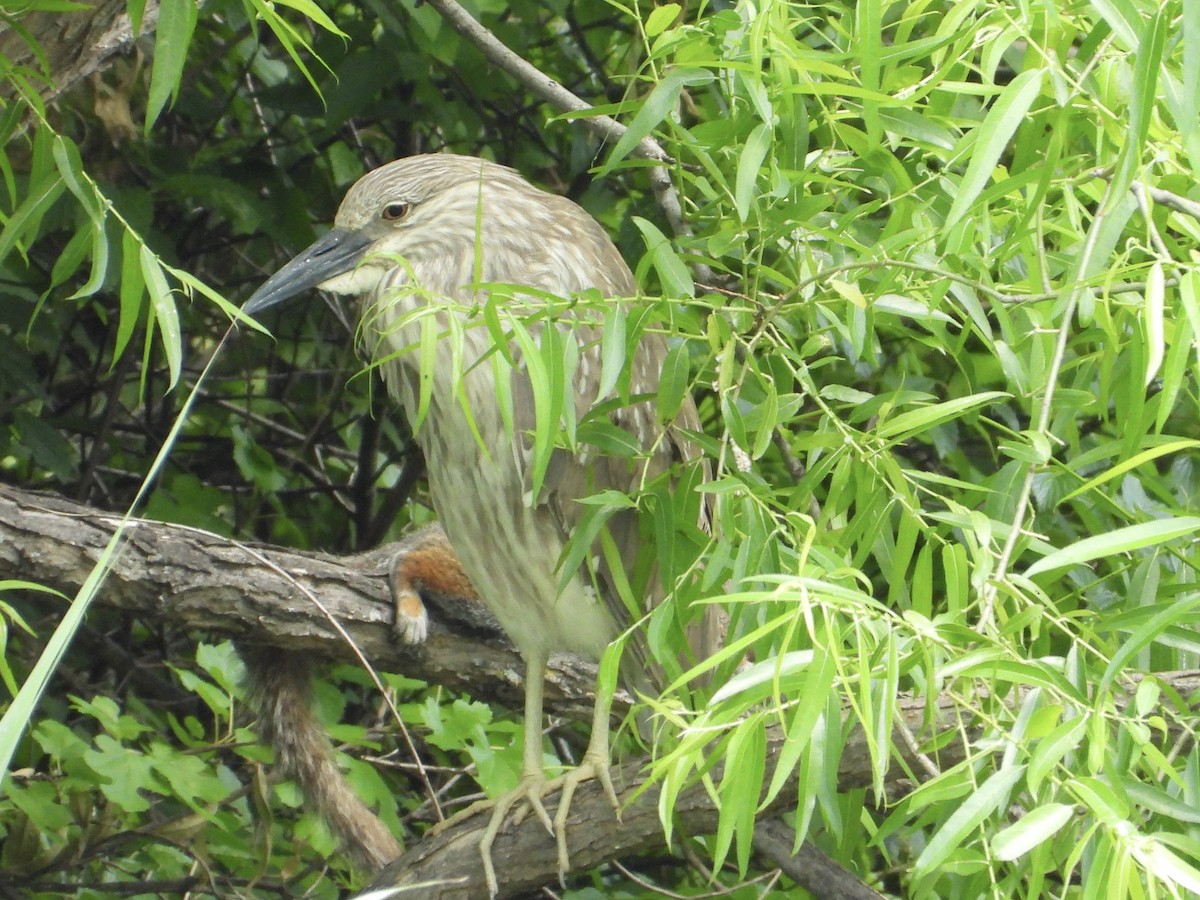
[548,752,621,885]
[429,773,554,897]
[481,774,554,896]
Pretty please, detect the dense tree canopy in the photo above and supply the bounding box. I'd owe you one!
[2,0,1199,897]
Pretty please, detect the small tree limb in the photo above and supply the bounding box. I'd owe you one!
[421,0,695,247]
[0,0,158,105]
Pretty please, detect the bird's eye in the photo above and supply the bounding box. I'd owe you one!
[382,202,409,221]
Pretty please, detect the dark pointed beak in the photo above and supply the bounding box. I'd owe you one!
[243,227,375,315]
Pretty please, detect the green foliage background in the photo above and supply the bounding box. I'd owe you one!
[2,0,1200,896]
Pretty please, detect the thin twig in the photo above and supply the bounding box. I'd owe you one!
[1131,181,1173,259]
[894,718,941,781]
[421,0,667,161]
[420,0,699,249]
[975,178,1120,634]
[1130,180,1200,224]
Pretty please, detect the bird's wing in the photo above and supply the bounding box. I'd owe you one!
[512,320,715,693]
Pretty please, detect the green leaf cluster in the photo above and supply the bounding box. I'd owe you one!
[2,0,1200,895]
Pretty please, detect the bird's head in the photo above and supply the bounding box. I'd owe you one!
[242,154,529,315]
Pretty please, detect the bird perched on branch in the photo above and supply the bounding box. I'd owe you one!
[243,153,713,894]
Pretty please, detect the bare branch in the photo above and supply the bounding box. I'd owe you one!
[421,0,696,245]
[0,0,159,105]
[0,483,600,720]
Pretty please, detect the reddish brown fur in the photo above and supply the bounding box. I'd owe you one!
[392,524,480,604]
[242,523,483,871]
[240,645,402,869]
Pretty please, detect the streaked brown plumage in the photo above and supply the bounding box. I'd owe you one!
[244,154,710,894]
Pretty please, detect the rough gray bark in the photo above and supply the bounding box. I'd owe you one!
[0,0,158,105]
[0,483,599,719]
[5,482,1199,899]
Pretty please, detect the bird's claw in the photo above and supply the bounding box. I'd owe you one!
[480,775,554,896]
[549,752,621,885]
[428,774,553,897]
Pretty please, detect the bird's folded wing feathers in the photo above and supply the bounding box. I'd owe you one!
[513,322,717,692]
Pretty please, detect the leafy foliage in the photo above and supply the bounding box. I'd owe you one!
[2,0,1200,896]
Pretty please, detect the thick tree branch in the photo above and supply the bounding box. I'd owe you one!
[0,483,598,720]
[6,482,1200,898]
[754,818,886,900]
[363,728,889,900]
[0,0,157,105]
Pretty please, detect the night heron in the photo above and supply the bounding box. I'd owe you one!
[243,153,711,893]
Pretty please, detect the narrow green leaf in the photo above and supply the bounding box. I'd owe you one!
[244,0,326,98]
[1028,714,1086,793]
[1107,8,1168,208]
[69,223,110,300]
[170,264,263,331]
[52,135,102,221]
[1124,781,1200,825]
[715,720,765,874]
[605,69,714,167]
[735,123,772,222]
[48,225,90,290]
[1071,776,1130,825]
[872,631,899,802]
[734,723,765,874]
[53,133,110,299]
[128,0,148,32]
[1138,840,1200,895]
[632,216,694,297]
[1143,261,1164,388]
[140,245,182,388]
[1025,517,1200,578]
[877,391,1009,440]
[944,69,1044,231]
[856,0,881,140]
[914,765,1026,876]
[1182,0,1200,174]
[750,379,777,460]
[507,315,553,503]
[1156,314,1192,432]
[270,0,348,36]
[113,231,145,363]
[762,648,834,806]
[711,649,812,707]
[1101,592,1200,690]
[596,305,626,401]
[0,173,64,264]
[145,0,199,133]
[657,342,689,422]
[992,803,1076,861]
[1061,439,1200,503]
[1089,0,1140,49]
[943,543,968,614]
[536,322,568,450]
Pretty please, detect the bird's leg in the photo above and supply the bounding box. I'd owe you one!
[549,684,621,884]
[429,650,553,895]
[474,649,554,895]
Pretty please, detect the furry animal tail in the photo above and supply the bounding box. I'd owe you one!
[239,645,401,869]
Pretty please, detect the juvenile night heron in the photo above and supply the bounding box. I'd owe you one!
[244,153,710,893]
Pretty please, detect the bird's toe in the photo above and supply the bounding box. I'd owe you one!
[551,753,621,884]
